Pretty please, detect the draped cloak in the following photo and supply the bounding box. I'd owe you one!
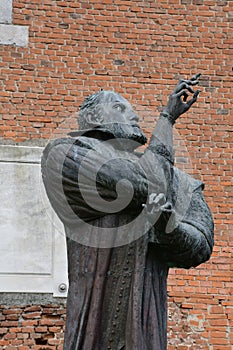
[41,132,214,350]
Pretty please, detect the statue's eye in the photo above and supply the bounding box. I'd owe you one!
[113,104,124,113]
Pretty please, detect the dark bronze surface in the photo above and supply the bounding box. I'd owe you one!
[41,75,214,349]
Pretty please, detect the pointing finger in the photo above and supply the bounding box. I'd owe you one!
[178,73,201,86]
[183,91,189,102]
[176,89,192,98]
[174,82,195,94]
[186,90,200,109]
[190,73,201,81]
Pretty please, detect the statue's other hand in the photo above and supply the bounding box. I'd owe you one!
[144,193,174,231]
[163,73,201,122]
[148,193,166,210]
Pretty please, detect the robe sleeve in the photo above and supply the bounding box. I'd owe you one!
[62,142,150,222]
[41,137,152,226]
[150,181,214,268]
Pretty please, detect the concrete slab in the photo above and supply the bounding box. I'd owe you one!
[0,0,12,24]
[0,24,29,47]
[0,145,68,297]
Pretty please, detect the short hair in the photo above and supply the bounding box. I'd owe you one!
[78,90,123,130]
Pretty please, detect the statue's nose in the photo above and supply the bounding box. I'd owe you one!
[129,112,139,124]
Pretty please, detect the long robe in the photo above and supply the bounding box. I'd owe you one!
[41,133,214,350]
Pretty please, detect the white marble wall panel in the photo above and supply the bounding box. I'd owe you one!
[0,145,68,297]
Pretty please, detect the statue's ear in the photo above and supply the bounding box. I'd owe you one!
[86,112,103,128]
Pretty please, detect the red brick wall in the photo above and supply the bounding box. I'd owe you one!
[0,301,66,349]
[0,1,232,349]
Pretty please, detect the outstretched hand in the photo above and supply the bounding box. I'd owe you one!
[163,73,201,122]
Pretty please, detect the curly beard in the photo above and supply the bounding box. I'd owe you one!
[101,123,147,151]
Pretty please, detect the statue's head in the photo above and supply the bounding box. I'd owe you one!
[78,90,147,147]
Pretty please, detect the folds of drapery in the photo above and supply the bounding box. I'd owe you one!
[41,136,213,268]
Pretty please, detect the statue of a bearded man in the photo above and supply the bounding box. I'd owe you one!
[42,74,214,350]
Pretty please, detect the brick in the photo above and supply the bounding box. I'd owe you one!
[0,340,10,346]
[32,346,56,350]
[0,327,8,334]
[11,339,23,346]
[17,333,29,340]
[21,326,35,333]
[1,321,18,327]
[21,319,39,327]
[22,312,41,319]
[35,326,48,332]
[4,333,17,339]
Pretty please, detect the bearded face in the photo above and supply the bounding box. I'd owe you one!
[78,91,147,150]
[92,92,147,148]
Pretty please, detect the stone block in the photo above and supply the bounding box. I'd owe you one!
[0,0,12,24]
[0,24,29,47]
[0,145,68,297]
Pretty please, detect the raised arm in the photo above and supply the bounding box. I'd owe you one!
[148,73,201,164]
[143,74,214,268]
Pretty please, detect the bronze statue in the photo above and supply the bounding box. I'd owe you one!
[41,74,214,350]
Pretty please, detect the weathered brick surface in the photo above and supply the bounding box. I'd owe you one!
[0,304,66,349]
[0,0,232,348]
